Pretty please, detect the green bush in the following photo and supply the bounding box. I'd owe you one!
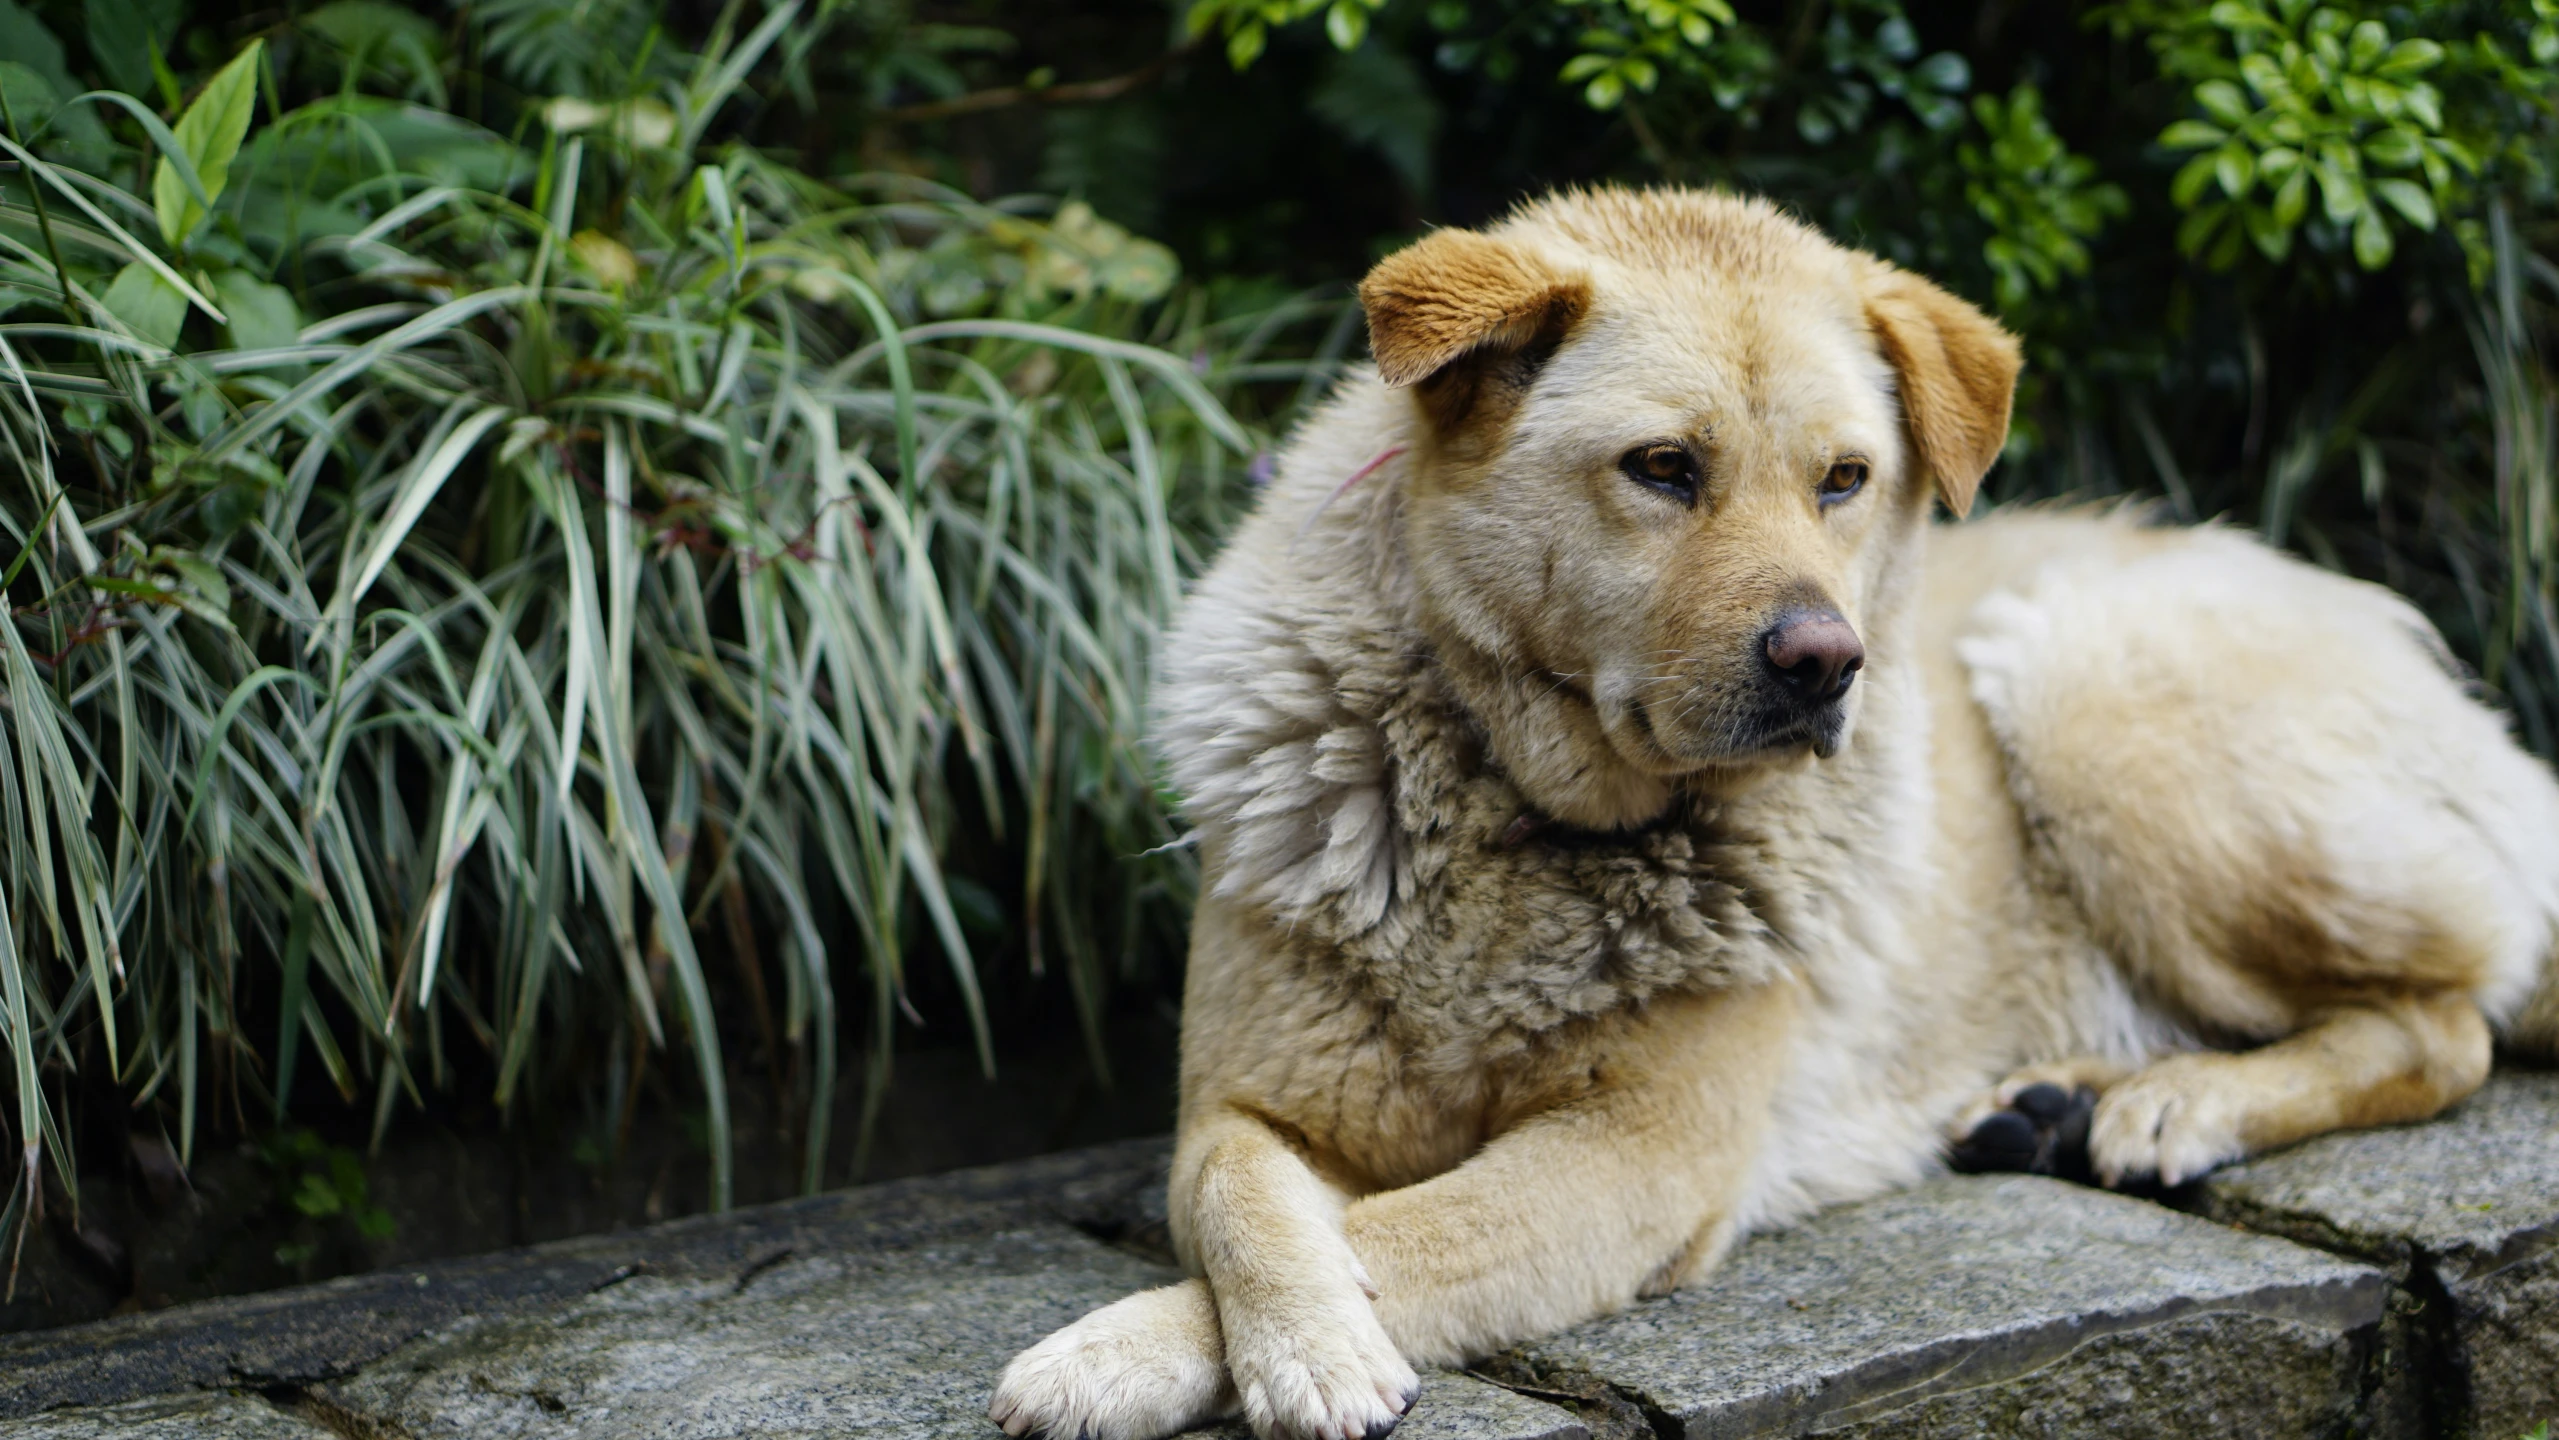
[0,0,1346,1231]
[0,0,2552,1246]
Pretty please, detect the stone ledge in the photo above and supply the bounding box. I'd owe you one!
[2194,1070,2559,1440]
[0,1392,337,1439]
[10,1076,2559,1438]
[1508,1174,2384,1440]
[0,1138,1174,1422]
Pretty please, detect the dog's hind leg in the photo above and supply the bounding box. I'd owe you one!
[1954,521,2559,1184]
[2082,991,2491,1185]
[1951,991,2494,1186]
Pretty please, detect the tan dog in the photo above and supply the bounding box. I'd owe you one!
[988,187,2559,1440]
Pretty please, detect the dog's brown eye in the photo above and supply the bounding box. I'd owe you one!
[1821,459,1868,506]
[1621,444,1699,504]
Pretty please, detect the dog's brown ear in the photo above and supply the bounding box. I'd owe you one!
[1359,229,1589,411]
[1860,262,2021,518]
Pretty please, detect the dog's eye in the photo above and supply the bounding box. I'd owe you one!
[1821,459,1868,506]
[1620,444,1699,504]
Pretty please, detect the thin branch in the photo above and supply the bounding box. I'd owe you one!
[882,34,1209,123]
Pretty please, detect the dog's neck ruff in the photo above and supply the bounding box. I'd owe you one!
[1156,454,1786,1043]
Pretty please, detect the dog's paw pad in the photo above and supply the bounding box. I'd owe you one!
[1949,1083,2096,1182]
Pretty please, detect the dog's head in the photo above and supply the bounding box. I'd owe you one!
[1361,188,2019,830]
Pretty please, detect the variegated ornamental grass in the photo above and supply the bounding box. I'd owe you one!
[0,8,1335,1232]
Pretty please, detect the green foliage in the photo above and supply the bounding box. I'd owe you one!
[261,1127,395,1266]
[1553,0,1737,111]
[2143,0,2473,271]
[1192,0,1396,69]
[0,0,2552,1247]
[0,0,1323,1223]
[1963,86,2129,308]
[84,0,184,102]
[152,39,259,249]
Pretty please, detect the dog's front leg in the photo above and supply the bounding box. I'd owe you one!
[1178,1103,1423,1440]
[1346,981,1796,1366]
[993,980,1796,1440]
[1189,980,1795,1440]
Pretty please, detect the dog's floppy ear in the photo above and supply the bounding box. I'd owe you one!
[1859,261,2021,518]
[1359,229,1590,420]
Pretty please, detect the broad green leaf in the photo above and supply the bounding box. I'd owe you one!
[2372,177,2435,231]
[214,272,302,350]
[1911,51,1968,92]
[2243,200,2295,260]
[2215,143,2256,199]
[2159,119,2226,151]
[0,61,109,167]
[84,0,185,102]
[2271,165,2310,228]
[2400,82,2441,132]
[2352,205,2393,268]
[153,39,263,249]
[2375,38,2443,78]
[1324,0,1367,50]
[2195,79,2252,126]
[2170,151,2220,208]
[100,261,185,348]
[2315,145,2362,223]
[2346,20,2387,70]
[2364,126,2423,170]
[0,0,77,104]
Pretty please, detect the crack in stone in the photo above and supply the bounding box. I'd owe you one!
[261,1383,415,1440]
[1470,1352,1668,1440]
[731,1248,795,1294]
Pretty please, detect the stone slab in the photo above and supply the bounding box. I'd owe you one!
[315,1210,1575,1439]
[2196,1070,2559,1440]
[1510,1173,2387,1439]
[0,1390,338,1439]
[0,1138,1175,1419]
[0,1137,1578,1440]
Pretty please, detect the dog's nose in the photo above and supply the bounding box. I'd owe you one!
[1763,610,1864,703]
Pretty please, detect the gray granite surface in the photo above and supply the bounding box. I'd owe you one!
[1511,1174,2383,1440]
[0,1390,337,1438]
[2,1075,2555,1438]
[2198,1070,2559,1440]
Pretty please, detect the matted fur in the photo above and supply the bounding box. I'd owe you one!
[1154,468,1787,1057]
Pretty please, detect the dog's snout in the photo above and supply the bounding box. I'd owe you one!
[1763,610,1864,703]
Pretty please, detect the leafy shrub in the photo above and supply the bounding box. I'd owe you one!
[0,0,1332,1236]
[0,0,2553,1259]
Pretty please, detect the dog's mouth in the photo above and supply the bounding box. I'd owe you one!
[1618,687,1851,770]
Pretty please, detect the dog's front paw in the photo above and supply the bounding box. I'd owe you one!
[1223,1283,1419,1440]
[2087,1055,2247,1187]
[990,1281,1236,1440]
